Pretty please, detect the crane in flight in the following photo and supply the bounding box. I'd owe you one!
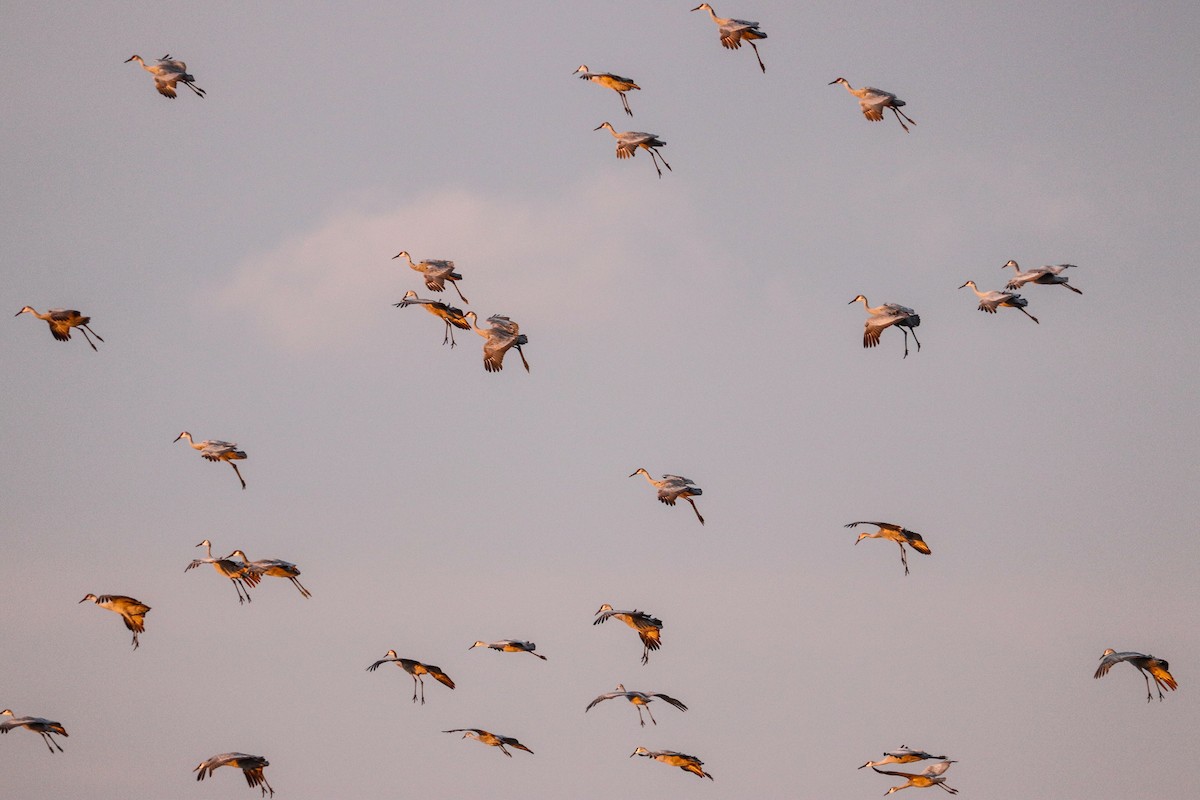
[79,593,151,649]
[0,709,69,754]
[630,747,714,780]
[194,752,274,797]
[1001,261,1083,294]
[443,728,534,757]
[125,54,206,98]
[594,122,672,178]
[463,312,530,373]
[224,550,311,598]
[1094,648,1178,702]
[629,468,705,524]
[469,639,547,660]
[586,684,688,727]
[958,281,1039,324]
[15,306,104,351]
[849,295,921,358]
[367,650,455,704]
[574,65,640,116]
[174,431,249,489]
[860,747,949,770]
[846,521,932,576]
[392,251,469,304]
[594,604,663,665]
[871,760,958,794]
[394,290,470,347]
[691,3,768,73]
[186,540,261,604]
[829,78,916,132]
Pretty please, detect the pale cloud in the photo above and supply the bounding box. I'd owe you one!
[220,177,708,353]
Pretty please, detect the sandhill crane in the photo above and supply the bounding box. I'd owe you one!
[174,431,248,489]
[462,311,530,373]
[186,540,260,604]
[0,709,68,754]
[79,593,151,649]
[594,604,663,665]
[846,521,932,576]
[594,122,672,178]
[872,761,958,794]
[469,639,547,660]
[443,728,534,757]
[829,77,916,132]
[958,281,1039,324]
[1094,648,1178,702]
[367,650,456,704]
[392,251,469,304]
[224,550,311,598]
[691,3,767,73]
[849,295,921,358]
[860,747,949,770]
[629,468,704,524]
[394,290,470,347]
[586,684,688,727]
[1002,261,1083,294]
[574,65,640,116]
[125,54,205,98]
[194,752,274,797]
[630,746,713,780]
[15,306,104,351]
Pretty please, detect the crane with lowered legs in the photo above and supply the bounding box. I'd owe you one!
[0,709,68,754]
[958,281,1039,323]
[691,3,767,73]
[829,77,916,132]
[394,290,470,347]
[443,728,534,757]
[871,761,958,794]
[860,747,949,770]
[15,306,104,351]
[367,650,455,704]
[594,122,672,178]
[186,539,260,604]
[125,54,205,98]
[574,65,640,116]
[594,603,663,665]
[630,746,714,780]
[849,295,921,358]
[392,251,469,304]
[469,639,547,660]
[174,431,248,489]
[79,593,151,649]
[1001,261,1082,294]
[463,312,530,373]
[225,550,311,598]
[846,521,932,576]
[194,752,274,797]
[629,468,704,524]
[1094,648,1178,702]
[586,684,688,727]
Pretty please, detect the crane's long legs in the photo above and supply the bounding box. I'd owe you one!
[185,81,206,98]
[1062,282,1083,295]
[898,543,910,576]
[620,92,633,117]
[411,675,423,704]
[289,576,312,598]
[749,41,766,73]
[937,783,958,794]
[686,497,705,525]
[232,577,253,604]
[908,327,922,353]
[641,646,650,666]
[646,150,664,179]
[131,630,140,650]
[891,105,916,131]
[645,706,657,726]
[41,732,64,753]
[900,329,910,359]
[448,280,469,305]
[79,327,101,351]
[443,321,457,348]
[229,462,247,490]
[1017,306,1039,324]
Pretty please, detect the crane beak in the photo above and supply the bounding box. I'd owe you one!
[78,596,89,604]
[173,433,184,442]
[124,55,137,63]
[957,282,969,289]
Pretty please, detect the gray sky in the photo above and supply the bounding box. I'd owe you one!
[2,1,1198,797]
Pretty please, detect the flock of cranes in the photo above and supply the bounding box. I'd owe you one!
[5,4,1182,798]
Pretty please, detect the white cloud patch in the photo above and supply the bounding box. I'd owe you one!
[220,176,708,353]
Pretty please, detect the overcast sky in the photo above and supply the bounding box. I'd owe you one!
[2,1,1198,797]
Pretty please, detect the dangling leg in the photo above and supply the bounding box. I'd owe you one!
[230,461,247,489]
[131,630,140,650]
[893,105,917,129]
[620,91,632,117]
[290,577,312,598]
[186,81,206,98]
[686,497,705,525]
[448,280,469,305]
[908,326,921,352]
[653,148,672,173]
[748,40,766,73]
[78,328,99,351]
[641,644,650,666]
[889,106,912,133]
[898,543,910,576]
[645,706,657,726]
[1063,282,1083,295]
[900,328,910,359]
[514,344,531,373]
[645,149,663,178]
[1017,306,1039,324]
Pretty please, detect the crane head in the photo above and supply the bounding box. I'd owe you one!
[957,281,975,290]
[195,539,212,549]
[631,746,650,757]
[14,306,35,316]
[691,4,713,12]
[628,468,648,478]
[124,55,143,64]
[79,594,98,603]
[391,250,409,260]
[829,77,849,86]
[848,295,867,305]
[1001,260,1019,270]
[173,431,191,443]
[596,603,614,615]
[468,641,487,650]
[573,65,589,74]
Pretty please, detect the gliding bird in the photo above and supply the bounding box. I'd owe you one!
[829,77,916,132]
[594,122,671,178]
[79,593,151,649]
[394,290,470,347]
[846,521,932,576]
[0,709,68,754]
[958,281,1039,324]
[125,54,205,98]
[872,761,958,794]
[186,539,260,604]
[225,550,311,598]
[1001,261,1082,294]
[630,468,704,524]
[443,728,534,757]
[463,312,530,373]
[860,747,949,770]
[174,431,248,489]
[586,684,688,727]
[574,65,640,116]
[392,251,469,304]
[367,650,456,704]
[1094,648,1178,702]
[15,306,104,351]
[469,639,547,660]
[594,604,663,665]
[194,752,274,797]
[849,295,921,358]
[630,746,713,780]
[691,3,768,73]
